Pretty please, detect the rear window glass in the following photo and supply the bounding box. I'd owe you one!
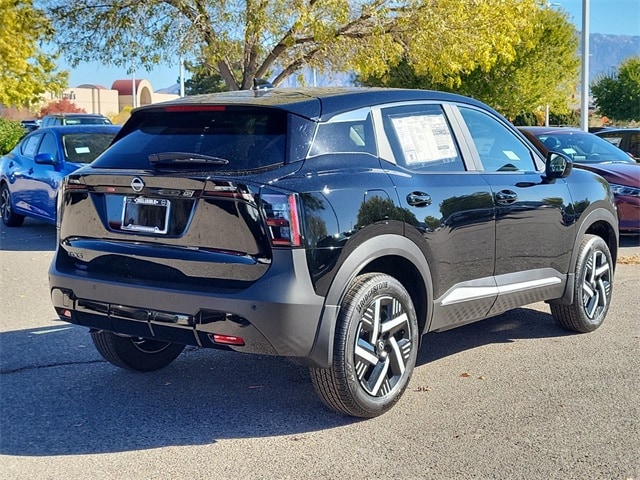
[93,108,290,172]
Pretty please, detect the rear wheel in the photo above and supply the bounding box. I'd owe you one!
[551,234,613,333]
[1,184,24,227]
[91,331,185,372]
[310,273,419,418]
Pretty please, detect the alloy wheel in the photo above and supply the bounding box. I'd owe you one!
[354,295,414,397]
[581,249,612,320]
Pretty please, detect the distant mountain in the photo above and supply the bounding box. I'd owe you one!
[582,33,640,79]
[156,84,181,94]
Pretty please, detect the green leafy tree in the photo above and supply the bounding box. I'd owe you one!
[0,118,27,154]
[591,57,640,122]
[183,62,227,95]
[0,0,68,107]
[359,5,579,119]
[47,0,541,91]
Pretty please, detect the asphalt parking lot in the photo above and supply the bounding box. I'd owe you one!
[1,219,638,480]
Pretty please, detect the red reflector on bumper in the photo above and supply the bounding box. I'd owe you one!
[210,334,245,346]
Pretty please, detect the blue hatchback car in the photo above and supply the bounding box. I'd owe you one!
[1,125,120,226]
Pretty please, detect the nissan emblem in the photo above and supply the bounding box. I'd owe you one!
[131,177,145,192]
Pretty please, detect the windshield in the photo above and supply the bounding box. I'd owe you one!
[94,108,289,172]
[62,132,118,163]
[536,131,634,164]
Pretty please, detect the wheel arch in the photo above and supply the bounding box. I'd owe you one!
[306,233,433,368]
[549,206,618,305]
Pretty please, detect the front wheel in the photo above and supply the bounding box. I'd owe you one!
[1,184,24,227]
[551,234,613,333]
[310,273,419,418]
[91,331,185,372]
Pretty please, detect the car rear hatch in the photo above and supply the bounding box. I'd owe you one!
[54,104,313,290]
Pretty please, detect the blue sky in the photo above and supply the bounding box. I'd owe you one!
[63,0,640,91]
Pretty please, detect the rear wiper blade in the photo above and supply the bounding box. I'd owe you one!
[148,152,229,166]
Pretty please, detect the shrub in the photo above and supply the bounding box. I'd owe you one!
[0,118,27,155]
[39,99,86,117]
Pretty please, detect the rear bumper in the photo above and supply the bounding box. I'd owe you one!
[49,249,327,360]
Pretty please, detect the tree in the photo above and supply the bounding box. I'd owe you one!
[0,118,26,155]
[359,5,580,119]
[183,62,227,95]
[47,0,542,92]
[591,57,640,122]
[39,99,86,117]
[0,0,68,107]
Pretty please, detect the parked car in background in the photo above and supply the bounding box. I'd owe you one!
[594,128,640,162]
[40,113,112,127]
[20,119,40,132]
[520,126,640,233]
[49,88,619,418]
[1,125,121,227]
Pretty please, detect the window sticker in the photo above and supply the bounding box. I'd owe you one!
[503,150,521,161]
[75,147,91,154]
[390,114,457,164]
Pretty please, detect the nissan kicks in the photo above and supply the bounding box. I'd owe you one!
[49,88,618,417]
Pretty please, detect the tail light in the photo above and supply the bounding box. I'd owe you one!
[56,177,88,229]
[260,192,302,247]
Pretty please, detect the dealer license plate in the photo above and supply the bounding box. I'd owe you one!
[121,196,171,234]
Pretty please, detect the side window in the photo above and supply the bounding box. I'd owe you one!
[628,132,640,159]
[599,133,623,148]
[37,133,59,162]
[459,107,535,172]
[309,108,376,156]
[21,134,43,158]
[381,104,464,172]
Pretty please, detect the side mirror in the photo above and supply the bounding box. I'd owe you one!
[545,152,572,179]
[34,152,59,166]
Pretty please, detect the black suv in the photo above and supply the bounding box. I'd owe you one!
[50,88,618,417]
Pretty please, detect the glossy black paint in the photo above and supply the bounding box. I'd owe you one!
[49,88,619,370]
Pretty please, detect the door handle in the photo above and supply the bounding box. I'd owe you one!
[406,191,432,207]
[496,190,518,205]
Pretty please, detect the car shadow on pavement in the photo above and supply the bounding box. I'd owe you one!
[0,306,569,457]
[417,306,567,366]
[0,219,56,251]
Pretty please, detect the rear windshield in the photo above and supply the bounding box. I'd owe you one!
[93,108,292,172]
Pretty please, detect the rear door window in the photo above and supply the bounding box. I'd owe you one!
[380,104,465,172]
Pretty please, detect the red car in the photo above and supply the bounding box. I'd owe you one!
[520,127,640,233]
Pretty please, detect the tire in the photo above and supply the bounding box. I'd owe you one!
[1,183,25,227]
[91,331,185,372]
[551,234,613,333]
[310,273,419,418]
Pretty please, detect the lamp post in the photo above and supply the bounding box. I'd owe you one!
[131,63,137,109]
[580,0,590,131]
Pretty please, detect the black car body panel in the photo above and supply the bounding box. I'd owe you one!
[49,88,619,374]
